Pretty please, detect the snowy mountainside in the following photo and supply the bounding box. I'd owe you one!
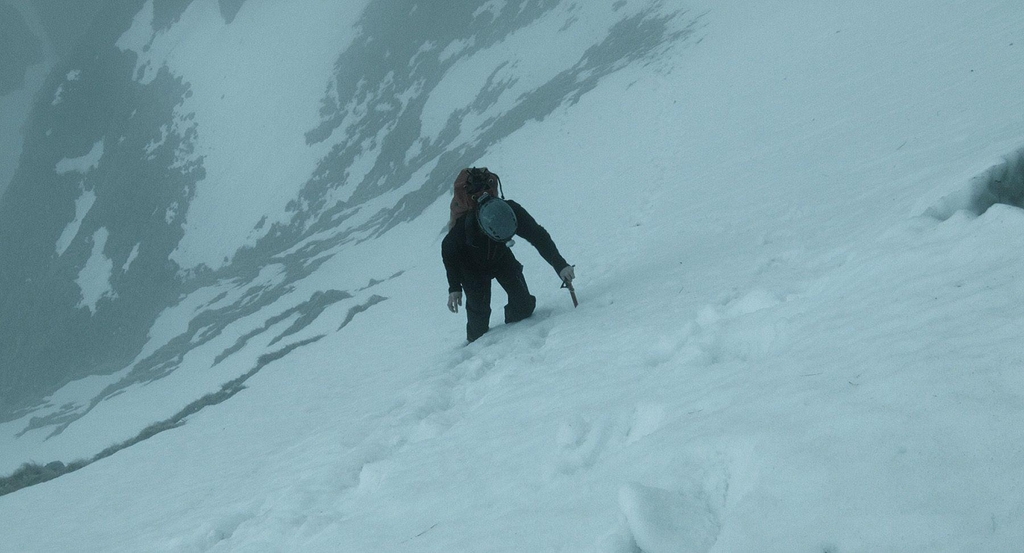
[0,0,694,460]
[2,0,1024,551]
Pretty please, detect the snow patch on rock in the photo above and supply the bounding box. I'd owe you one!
[75,228,115,313]
[56,188,97,256]
[55,140,104,175]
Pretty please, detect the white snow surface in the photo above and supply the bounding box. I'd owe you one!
[3,0,1024,551]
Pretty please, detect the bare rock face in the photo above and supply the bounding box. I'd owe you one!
[0,1,44,96]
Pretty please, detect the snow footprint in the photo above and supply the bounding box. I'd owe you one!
[554,404,667,476]
[393,353,502,443]
[624,403,667,445]
[174,507,258,552]
[553,414,615,475]
[646,289,793,368]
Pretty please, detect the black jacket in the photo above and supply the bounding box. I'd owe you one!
[442,200,569,293]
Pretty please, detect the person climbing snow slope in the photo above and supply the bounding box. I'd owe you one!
[442,167,575,342]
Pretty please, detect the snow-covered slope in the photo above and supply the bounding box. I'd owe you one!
[1,0,1023,551]
[0,0,692,432]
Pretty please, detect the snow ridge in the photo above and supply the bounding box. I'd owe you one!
[926,145,1024,220]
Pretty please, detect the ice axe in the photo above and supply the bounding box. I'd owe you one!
[560,266,578,308]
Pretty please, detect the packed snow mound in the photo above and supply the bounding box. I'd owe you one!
[615,482,721,553]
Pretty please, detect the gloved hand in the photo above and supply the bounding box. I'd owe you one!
[559,265,575,285]
[447,291,463,313]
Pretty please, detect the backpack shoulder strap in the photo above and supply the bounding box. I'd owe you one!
[449,169,473,229]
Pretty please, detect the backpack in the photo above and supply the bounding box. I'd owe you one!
[449,167,501,229]
[448,167,518,243]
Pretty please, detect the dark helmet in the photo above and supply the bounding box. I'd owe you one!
[476,193,517,242]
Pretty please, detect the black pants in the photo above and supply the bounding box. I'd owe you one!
[462,263,537,342]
